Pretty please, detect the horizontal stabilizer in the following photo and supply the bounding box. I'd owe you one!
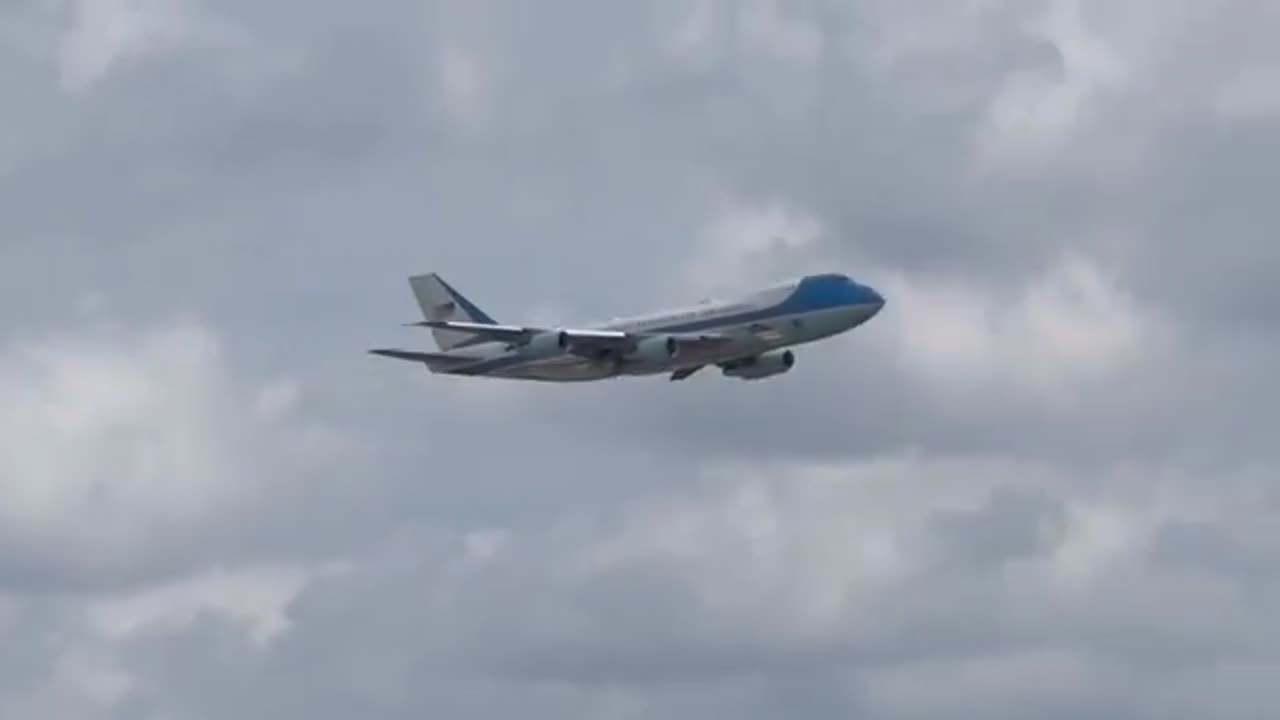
[368,348,475,371]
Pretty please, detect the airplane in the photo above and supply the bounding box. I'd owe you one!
[369,271,885,382]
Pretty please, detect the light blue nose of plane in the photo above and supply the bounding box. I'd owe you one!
[855,282,885,316]
[866,284,885,313]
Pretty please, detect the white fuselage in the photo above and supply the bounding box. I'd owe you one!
[433,276,884,382]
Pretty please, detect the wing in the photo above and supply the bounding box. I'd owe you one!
[405,320,533,343]
[413,320,734,357]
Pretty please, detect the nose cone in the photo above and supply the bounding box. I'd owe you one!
[862,284,886,315]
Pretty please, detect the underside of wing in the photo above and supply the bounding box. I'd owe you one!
[669,364,705,381]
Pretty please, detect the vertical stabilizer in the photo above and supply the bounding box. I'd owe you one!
[408,273,498,350]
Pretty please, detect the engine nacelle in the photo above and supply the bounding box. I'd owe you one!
[628,334,679,366]
[523,330,569,358]
[721,349,795,380]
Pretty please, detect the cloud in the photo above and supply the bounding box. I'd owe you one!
[2,0,1280,717]
[57,0,243,93]
[681,195,824,294]
[883,252,1151,401]
[86,564,320,647]
[978,0,1128,167]
[46,452,1264,719]
[0,319,360,590]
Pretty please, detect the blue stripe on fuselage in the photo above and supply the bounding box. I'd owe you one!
[448,273,879,376]
[439,276,498,325]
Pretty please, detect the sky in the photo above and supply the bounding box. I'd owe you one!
[3,0,1280,717]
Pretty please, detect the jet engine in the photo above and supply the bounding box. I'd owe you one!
[523,330,569,358]
[721,349,795,380]
[628,335,679,366]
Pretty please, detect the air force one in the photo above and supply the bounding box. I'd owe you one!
[369,271,885,382]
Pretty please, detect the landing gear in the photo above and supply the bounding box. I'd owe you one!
[594,348,624,375]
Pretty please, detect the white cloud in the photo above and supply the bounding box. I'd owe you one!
[979,0,1127,167]
[3,0,1280,716]
[1215,63,1280,120]
[87,564,319,647]
[437,46,494,131]
[736,0,823,66]
[252,378,301,423]
[1049,501,1148,587]
[56,0,239,93]
[9,450,1265,717]
[271,451,1259,703]
[52,649,135,709]
[0,319,357,585]
[464,529,509,563]
[661,0,821,68]
[860,649,1126,716]
[681,197,825,295]
[661,0,724,68]
[882,253,1151,403]
[567,455,1044,647]
[427,1,506,133]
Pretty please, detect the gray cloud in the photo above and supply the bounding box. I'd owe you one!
[2,0,1280,717]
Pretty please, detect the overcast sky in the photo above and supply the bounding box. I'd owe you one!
[3,0,1280,717]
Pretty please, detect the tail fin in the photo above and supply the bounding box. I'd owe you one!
[408,273,498,350]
